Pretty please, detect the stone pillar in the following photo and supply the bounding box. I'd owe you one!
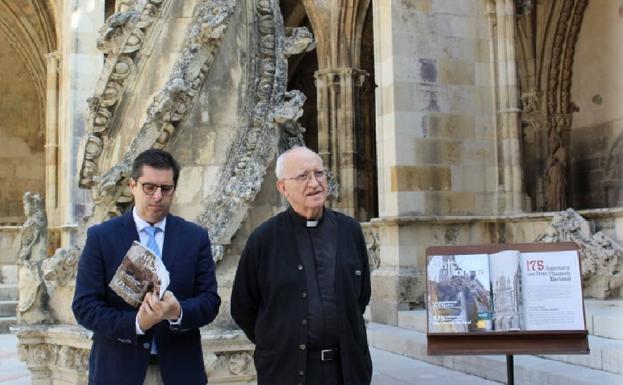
[45,52,60,221]
[369,0,501,324]
[57,0,105,246]
[301,0,370,218]
[314,68,366,217]
[493,0,525,213]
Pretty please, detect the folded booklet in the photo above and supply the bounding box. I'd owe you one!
[109,241,170,308]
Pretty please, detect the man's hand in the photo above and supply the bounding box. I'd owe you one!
[146,291,181,321]
[137,295,161,332]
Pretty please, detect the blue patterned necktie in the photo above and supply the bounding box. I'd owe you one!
[144,226,161,258]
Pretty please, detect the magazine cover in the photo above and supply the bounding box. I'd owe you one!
[108,241,170,308]
[427,254,492,333]
[489,250,522,331]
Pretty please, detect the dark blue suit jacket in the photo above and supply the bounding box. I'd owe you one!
[72,210,221,385]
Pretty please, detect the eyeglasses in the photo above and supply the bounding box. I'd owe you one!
[137,181,176,196]
[281,170,326,184]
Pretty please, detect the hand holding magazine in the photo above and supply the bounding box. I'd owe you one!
[109,241,170,308]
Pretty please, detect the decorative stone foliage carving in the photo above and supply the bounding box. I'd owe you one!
[275,90,306,153]
[13,325,94,383]
[17,192,52,325]
[82,0,237,222]
[41,246,80,288]
[202,329,257,382]
[196,0,298,260]
[79,0,167,189]
[228,352,254,375]
[534,209,623,299]
[283,27,315,58]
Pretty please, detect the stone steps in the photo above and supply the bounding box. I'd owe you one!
[0,284,18,301]
[367,322,623,385]
[0,300,17,317]
[0,284,18,334]
[0,316,16,333]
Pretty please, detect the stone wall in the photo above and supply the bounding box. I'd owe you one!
[373,0,498,217]
[569,0,623,209]
[0,226,21,266]
[0,41,45,222]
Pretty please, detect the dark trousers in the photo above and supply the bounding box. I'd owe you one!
[306,351,344,385]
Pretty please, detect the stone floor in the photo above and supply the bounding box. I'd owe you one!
[0,335,28,385]
[0,333,500,385]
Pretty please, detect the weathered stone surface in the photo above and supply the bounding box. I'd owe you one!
[535,209,623,299]
[16,193,52,325]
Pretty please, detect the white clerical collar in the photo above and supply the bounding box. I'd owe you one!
[306,220,318,228]
[132,207,167,233]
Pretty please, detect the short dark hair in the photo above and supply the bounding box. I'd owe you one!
[131,149,181,185]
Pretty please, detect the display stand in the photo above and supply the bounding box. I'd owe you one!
[425,242,589,384]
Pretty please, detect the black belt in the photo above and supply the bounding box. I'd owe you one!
[148,355,159,365]
[309,348,339,362]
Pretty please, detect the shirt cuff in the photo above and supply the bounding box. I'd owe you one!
[168,307,183,325]
[136,315,145,335]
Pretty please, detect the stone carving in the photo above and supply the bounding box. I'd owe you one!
[79,0,167,189]
[41,246,80,289]
[546,0,587,115]
[363,226,380,271]
[514,0,534,15]
[544,127,568,211]
[520,91,540,113]
[604,134,623,206]
[14,326,92,383]
[17,193,47,263]
[96,11,139,53]
[205,350,256,379]
[274,90,306,153]
[92,161,132,206]
[283,27,315,57]
[325,169,340,199]
[534,209,623,299]
[228,352,253,375]
[196,0,294,259]
[17,192,52,325]
[82,0,236,221]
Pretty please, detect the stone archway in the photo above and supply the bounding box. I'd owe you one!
[281,0,378,221]
[0,1,56,224]
[515,0,589,211]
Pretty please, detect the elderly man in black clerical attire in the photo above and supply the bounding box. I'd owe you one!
[231,146,372,385]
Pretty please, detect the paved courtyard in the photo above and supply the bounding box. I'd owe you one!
[0,334,499,385]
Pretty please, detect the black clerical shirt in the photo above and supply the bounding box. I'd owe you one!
[289,208,339,349]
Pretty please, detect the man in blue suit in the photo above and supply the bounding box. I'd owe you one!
[73,149,221,385]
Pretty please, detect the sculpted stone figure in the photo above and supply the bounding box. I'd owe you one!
[544,130,568,211]
[17,192,52,324]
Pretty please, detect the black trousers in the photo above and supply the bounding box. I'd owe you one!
[306,352,344,385]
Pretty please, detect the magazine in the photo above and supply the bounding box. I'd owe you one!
[109,241,170,308]
[427,249,584,332]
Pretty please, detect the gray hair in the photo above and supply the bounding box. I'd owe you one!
[275,146,315,179]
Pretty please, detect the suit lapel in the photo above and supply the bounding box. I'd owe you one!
[119,210,140,249]
[162,214,180,274]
